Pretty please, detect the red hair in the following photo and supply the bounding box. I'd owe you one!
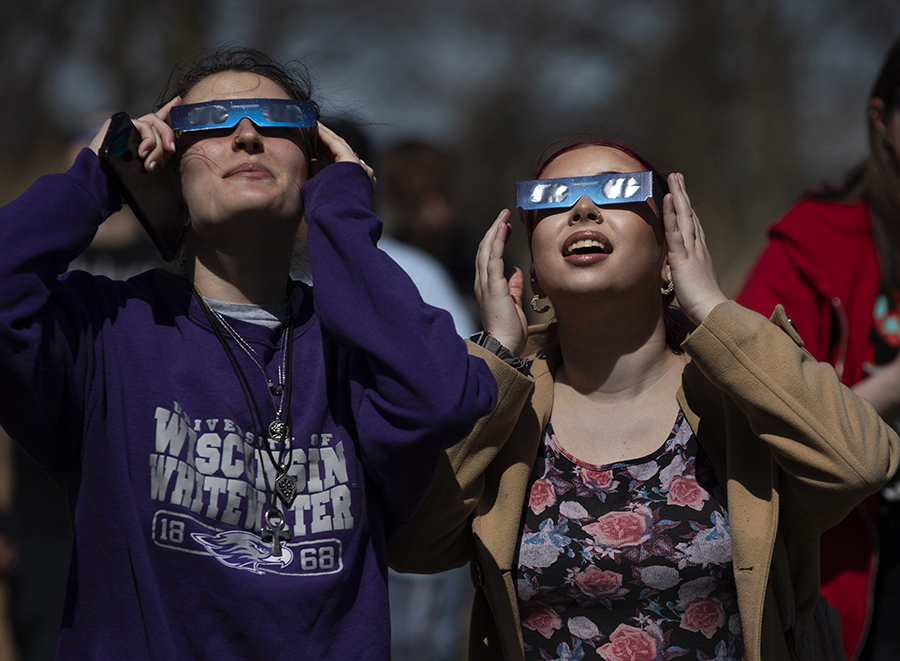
[533,138,660,178]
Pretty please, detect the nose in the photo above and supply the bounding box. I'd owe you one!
[232,118,263,152]
[567,195,601,224]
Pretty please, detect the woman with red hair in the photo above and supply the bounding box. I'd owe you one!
[391,137,899,661]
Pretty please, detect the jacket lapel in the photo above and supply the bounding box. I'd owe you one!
[679,363,779,659]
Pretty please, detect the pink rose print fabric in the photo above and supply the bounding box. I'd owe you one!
[514,411,742,660]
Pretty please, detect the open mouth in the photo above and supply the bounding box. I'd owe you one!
[563,232,612,257]
[565,239,609,256]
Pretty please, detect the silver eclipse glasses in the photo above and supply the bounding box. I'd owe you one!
[168,98,318,139]
[516,171,663,213]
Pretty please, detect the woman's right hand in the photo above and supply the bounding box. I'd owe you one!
[474,210,528,357]
[88,97,183,172]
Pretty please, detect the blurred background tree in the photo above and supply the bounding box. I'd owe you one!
[0,0,898,295]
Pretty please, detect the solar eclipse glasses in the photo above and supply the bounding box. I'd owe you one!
[168,98,318,139]
[516,171,664,213]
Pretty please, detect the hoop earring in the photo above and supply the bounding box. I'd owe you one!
[661,278,675,296]
[531,294,551,314]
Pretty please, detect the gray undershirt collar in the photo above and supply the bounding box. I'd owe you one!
[203,288,305,330]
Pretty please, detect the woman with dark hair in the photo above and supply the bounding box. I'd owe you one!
[0,47,496,659]
[389,137,898,661]
[737,36,900,661]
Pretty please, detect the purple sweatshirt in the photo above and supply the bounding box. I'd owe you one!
[0,150,496,660]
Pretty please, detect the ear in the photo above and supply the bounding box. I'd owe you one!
[530,263,543,298]
[869,98,889,138]
[660,260,671,288]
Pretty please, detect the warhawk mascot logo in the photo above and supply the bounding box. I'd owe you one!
[192,530,294,574]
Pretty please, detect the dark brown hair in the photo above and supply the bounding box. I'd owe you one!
[156,46,317,110]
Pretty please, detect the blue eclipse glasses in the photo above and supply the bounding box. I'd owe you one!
[168,98,318,139]
[516,171,664,213]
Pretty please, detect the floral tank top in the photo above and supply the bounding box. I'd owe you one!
[514,410,743,661]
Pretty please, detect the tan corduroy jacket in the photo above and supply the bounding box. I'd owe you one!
[389,302,899,661]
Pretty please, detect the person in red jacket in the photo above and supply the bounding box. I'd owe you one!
[737,35,900,661]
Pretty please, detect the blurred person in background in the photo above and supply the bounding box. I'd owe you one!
[326,122,475,338]
[375,142,476,661]
[378,140,478,318]
[737,35,900,661]
[390,136,899,661]
[326,120,475,661]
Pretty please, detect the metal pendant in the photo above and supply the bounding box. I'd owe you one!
[275,470,298,507]
[261,507,291,557]
[268,419,288,442]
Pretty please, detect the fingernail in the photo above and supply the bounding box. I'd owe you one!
[139,150,148,158]
[148,161,157,171]
[170,142,176,152]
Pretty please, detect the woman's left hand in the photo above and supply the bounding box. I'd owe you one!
[313,123,376,186]
[662,172,728,326]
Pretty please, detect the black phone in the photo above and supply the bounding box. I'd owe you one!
[98,111,190,262]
